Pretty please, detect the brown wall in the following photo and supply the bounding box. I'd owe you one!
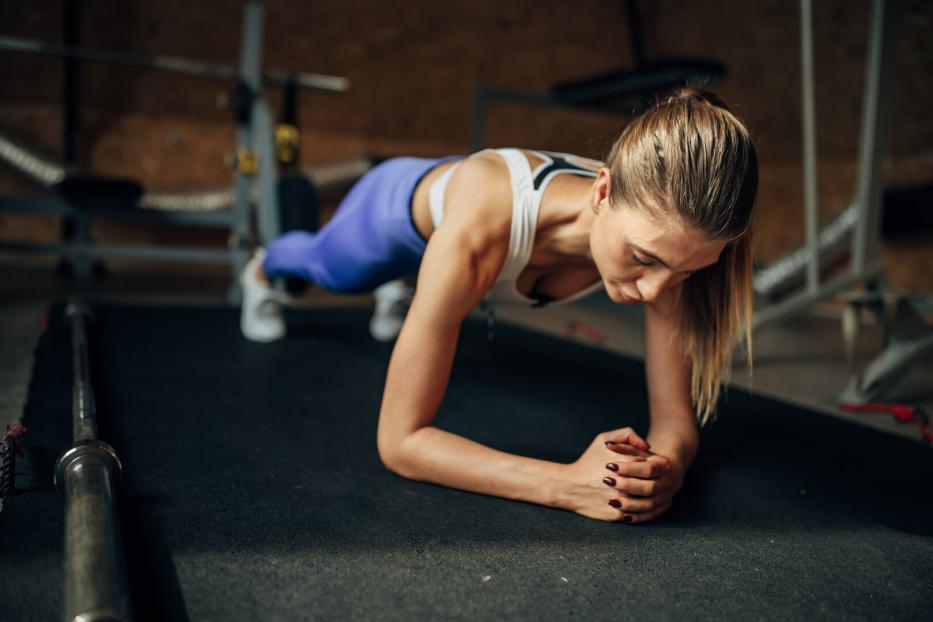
[1,0,931,288]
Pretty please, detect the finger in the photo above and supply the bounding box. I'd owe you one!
[604,428,650,451]
[605,459,656,479]
[615,475,665,497]
[607,495,668,523]
[611,494,656,514]
[604,441,651,458]
[619,498,672,524]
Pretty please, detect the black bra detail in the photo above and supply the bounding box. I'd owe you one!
[532,152,598,191]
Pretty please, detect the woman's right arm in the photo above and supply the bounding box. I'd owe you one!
[375,155,655,521]
[376,155,572,508]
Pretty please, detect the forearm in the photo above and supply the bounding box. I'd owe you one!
[388,425,568,509]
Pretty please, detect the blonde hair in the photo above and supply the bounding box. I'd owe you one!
[606,88,758,425]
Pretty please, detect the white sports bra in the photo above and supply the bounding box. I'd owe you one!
[428,148,604,307]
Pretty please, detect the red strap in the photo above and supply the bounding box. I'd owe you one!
[839,403,932,445]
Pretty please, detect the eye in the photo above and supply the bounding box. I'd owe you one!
[632,254,653,267]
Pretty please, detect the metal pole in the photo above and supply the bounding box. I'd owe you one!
[245,1,280,245]
[227,3,263,302]
[62,0,79,164]
[471,88,488,152]
[54,304,131,622]
[851,0,895,274]
[0,34,349,93]
[800,0,820,294]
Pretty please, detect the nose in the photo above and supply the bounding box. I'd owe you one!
[635,272,669,303]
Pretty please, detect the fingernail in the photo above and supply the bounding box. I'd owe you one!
[622,515,633,523]
[602,476,616,487]
[605,463,619,472]
[604,440,614,446]
[608,499,622,508]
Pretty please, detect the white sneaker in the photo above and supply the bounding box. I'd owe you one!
[370,279,414,342]
[240,249,289,342]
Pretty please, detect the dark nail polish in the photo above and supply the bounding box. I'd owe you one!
[608,499,622,508]
[622,515,633,523]
[602,476,616,487]
[605,463,619,472]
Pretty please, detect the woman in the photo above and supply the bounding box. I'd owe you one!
[240,88,758,523]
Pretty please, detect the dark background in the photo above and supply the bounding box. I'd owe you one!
[0,0,931,288]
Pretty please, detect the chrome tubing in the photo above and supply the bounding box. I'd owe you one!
[54,304,131,622]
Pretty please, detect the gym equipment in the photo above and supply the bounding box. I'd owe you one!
[3,304,933,620]
[754,0,892,331]
[54,304,131,621]
[840,290,933,403]
[839,402,932,446]
[0,3,355,300]
[0,423,26,513]
[470,0,725,150]
[753,204,858,301]
[0,35,348,93]
[276,76,320,236]
[753,0,931,407]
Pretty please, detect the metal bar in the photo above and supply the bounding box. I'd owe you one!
[69,305,96,443]
[226,2,264,303]
[71,211,93,279]
[470,88,488,152]
[254,99,281,244]
[470,87,570,152]
[0,240,237,263]
[753,203,858,298]
[244,2,280,245]
[55,304,131,622]
[0,197,240,227]
[800,0,820,294]
[62,0,78,164]
[0,34,349,93]
[624,0,647,69]
[79,208,238,227]
[851,0,895,274]
[0,196,71,213]
[752,261,884,332]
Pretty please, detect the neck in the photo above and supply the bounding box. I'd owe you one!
[536,177,596,266]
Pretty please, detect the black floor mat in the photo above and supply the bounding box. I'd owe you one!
[3,303,932,621]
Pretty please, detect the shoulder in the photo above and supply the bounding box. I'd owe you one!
[446,150,511,203]
[439,151,513,246]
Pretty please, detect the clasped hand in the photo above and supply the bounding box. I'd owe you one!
[561,427,684,523]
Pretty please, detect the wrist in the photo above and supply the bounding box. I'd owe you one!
[540,461,576,511]
[647,426,699,469]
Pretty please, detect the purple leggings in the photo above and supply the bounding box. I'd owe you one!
[263,155,461,294]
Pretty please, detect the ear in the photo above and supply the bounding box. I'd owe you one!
[591,167,612,214]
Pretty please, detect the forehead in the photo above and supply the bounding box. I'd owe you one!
[615,205,725,269]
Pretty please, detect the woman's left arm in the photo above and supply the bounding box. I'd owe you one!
[602,287,699,523]
[641,289,700,468]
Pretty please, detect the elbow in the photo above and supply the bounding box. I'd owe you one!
[377,430,418,480]
[377,439,402,476]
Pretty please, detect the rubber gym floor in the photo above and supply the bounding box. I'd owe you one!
[2,294,932,621]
